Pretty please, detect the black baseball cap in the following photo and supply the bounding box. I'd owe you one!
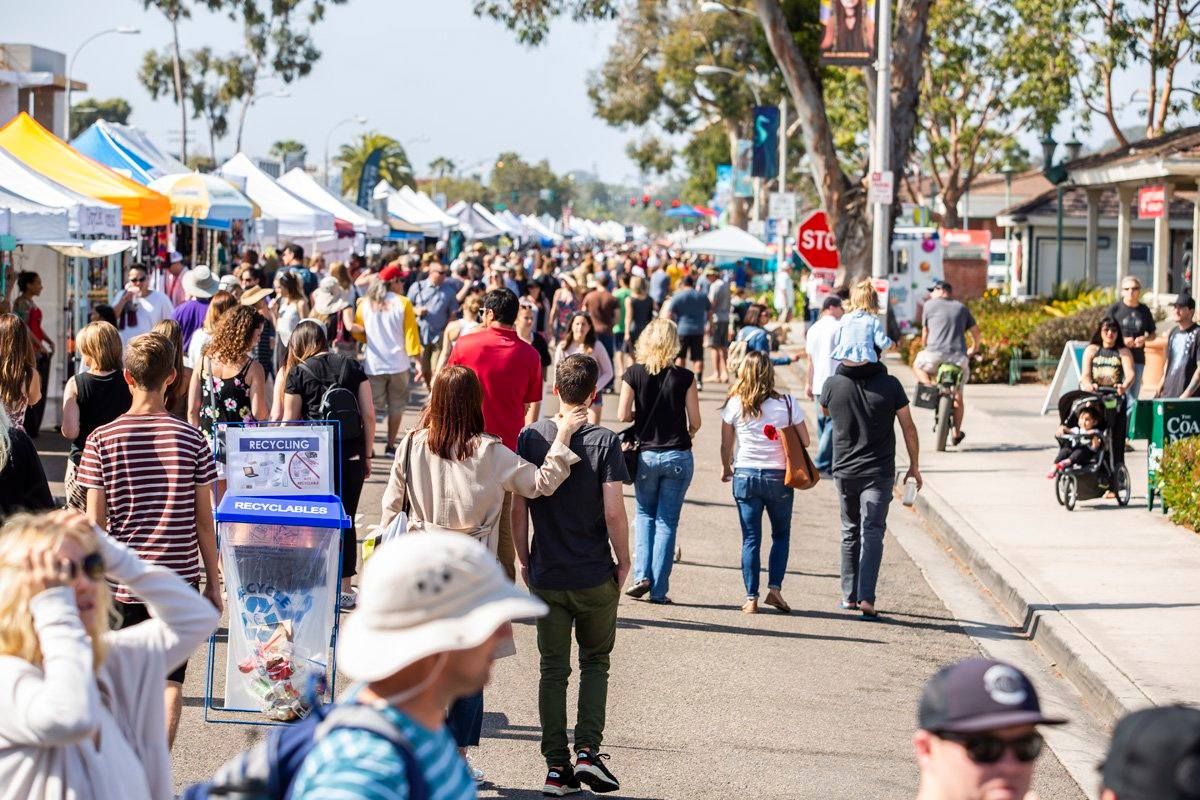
[1101,705,1200,800]
[929,279,952,293]
[821,296,843,311]
[918,658,1067,734]
[1173,291,1195,310]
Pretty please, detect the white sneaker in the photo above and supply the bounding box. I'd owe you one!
[465,755,485,783]
[339,589,358,611]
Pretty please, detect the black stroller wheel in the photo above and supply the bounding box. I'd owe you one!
[1115,464,1132,507]
[1055,473,1067,505]
[1063,475,1078,511]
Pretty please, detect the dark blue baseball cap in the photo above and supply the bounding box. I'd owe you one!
[1101,705,1200,800]
[918,658,1067,733]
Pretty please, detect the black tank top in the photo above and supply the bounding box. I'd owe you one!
[72,371,132,463]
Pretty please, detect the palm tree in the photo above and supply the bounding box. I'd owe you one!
[337,132,413,197]
[270,139,307,160]
[429,156,457,178]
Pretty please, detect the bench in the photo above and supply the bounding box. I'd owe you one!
[1008,346,1056,385]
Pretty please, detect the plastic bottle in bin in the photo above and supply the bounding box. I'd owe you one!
[902,476,918,507]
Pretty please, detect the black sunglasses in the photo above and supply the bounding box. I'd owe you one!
[937,731,1044,764]
[66,551,106,582]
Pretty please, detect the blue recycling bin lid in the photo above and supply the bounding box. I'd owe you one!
[215,494,350,529]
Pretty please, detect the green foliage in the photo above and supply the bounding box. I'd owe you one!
[428,157,457,179]
[472,0,619,47]
[69,98,132,139]
[337,132,413,195]
[679,125,729,206]
[270,139,307,159]
[963,292,1053,384]
[1159,436,1200,532]
[1044,285,1115,317]
[625,137,675,176]
[1027,306,1108,357]
[490,152,573,216]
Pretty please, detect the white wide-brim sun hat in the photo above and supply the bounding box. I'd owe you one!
[337,530,548,683]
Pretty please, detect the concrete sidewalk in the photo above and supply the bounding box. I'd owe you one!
[890,366,1199,726]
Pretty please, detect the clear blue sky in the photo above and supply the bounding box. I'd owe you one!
[0,0,638,182]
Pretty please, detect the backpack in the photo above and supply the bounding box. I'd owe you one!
[727,337,749,381]
[298,356,363,442]
[180,701,429,800]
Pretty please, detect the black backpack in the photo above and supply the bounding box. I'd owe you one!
[298,356,363,442]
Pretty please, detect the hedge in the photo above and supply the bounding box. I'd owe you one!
[1159,436,1200,532]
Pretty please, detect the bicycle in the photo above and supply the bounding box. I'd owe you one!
[914,362,964,452]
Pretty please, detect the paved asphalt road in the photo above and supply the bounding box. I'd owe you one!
[169,372,1087,799]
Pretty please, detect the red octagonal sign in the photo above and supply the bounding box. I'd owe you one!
[795,210,839,270]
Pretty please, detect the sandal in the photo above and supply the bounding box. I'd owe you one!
[764,590,791,613]
[647,596,673,605]
[858,600,879,618]
[742,598,759,614]
[624,579,651,599]
[839,600,857,610]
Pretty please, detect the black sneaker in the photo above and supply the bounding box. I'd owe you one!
[543,765,581,796]
[575,749,620,793]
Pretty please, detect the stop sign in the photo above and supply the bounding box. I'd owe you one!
[795,210,839,270]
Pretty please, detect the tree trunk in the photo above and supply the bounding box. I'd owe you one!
[170,15,187,163]
[724,120,749,230]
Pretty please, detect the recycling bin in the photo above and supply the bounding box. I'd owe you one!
[1128,398,1200,511]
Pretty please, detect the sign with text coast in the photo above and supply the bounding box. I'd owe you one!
[795,210,840,270]
[224,424,335,498]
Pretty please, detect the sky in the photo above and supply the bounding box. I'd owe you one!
[0,0,639,182]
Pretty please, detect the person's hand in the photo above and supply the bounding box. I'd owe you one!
[41,339,54,355]
[363,454,372,479]
[26,548,71,595]
[1080,379,1094,392]
[554,405,588,441]
[966,345,977,357]
[203,576,224,615]
[904,465,923,491]
[518,562,531,588]
[721,467,733,483]
[805,384,814,401]
[415,306,428,318]
[124,281,140,296]
[614,559,630,589]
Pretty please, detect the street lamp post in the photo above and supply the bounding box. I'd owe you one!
[65,26,140,140]
[324,115,368,192]
[1041,132,1083,287]
[869,0,894,280]
[1001,164,1017,293]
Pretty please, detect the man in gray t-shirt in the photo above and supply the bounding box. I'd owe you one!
[912,281,982,444]
[706,267,732,382]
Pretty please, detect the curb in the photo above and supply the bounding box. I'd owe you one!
[910,482,1152,727]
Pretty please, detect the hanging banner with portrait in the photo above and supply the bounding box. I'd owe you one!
[732,139,754,198]
[820,0,877,66]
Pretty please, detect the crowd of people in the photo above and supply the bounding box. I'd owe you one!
[0,239,1194,800]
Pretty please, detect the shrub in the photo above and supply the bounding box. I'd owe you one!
[1045,286,1115,317]
[1027,306,1108,358]
[1159,436,1200,532]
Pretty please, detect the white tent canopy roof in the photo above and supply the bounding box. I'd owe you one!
[397,186,458,228]
[0,186,71,243]
[374,182,443,235]
[449,202,503,240]
[682,225,770,259]
[0,146,122,236]
[278,168,386,238]
[220,153,335,240]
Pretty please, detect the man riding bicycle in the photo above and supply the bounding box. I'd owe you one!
[912,280,982,446]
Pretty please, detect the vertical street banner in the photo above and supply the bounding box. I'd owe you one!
[752,105,780,179]
[715,164,733,211]
[733,139,754,198]
[820,0,877,66]
[356,147,384,211]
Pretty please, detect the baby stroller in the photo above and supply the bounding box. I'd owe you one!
[1053,388,1132,510]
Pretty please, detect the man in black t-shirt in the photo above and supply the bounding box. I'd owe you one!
[1108,276,1157,407]
[820,362,921,618]
[513,354,630,797]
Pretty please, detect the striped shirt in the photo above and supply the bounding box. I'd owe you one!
[76,413,216,603]
[291,696,475,800]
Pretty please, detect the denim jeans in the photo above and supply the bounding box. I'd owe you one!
[446,690,484,747]
[1127,363,1145,415]
[835,475,894,604]
[634,449,694,600]
[814,405,834,474]
[535,579,619,767]
[732,468,794,598]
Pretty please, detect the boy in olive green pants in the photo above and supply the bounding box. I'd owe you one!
[514,354,631,795]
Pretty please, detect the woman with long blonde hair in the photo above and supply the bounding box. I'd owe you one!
[615,318,700,603]
[719,351,810,614]
[0,510,218,799]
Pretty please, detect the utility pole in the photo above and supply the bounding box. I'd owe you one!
[870,0,894,280]
[778,96,788,276]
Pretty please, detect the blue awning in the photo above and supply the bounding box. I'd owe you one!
[71,124,157,184]
[174,215,232,231]
[216,494,350,529]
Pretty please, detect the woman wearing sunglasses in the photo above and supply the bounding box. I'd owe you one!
[0,510,220,800]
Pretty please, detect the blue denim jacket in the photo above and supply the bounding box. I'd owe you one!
[830,310,892,363]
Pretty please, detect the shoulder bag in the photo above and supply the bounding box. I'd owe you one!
[781,395,820,490]
[363,432,414,562]
[618,368,670,485]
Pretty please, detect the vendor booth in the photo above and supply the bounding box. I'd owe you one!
[448,200,504,240]
[278,167,386,254]
[220,153,337,255]
[148,172,257,267]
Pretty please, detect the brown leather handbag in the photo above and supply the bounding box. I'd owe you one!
[781,396,820,490]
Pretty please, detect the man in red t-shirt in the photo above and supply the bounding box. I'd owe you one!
[448,288,543,578]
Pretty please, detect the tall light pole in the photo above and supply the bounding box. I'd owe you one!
[66,26,140,140]
[1042,131,1082,287]
[324,115,367,191]
[870,0,894,280]
[1001,164,1017,293]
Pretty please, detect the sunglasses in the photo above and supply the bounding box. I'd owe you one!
[129,277,147,283]
[937,731,1044,764]
[53,551,105,581]
[1121,286,1139,292]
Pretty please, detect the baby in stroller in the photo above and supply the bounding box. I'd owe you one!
[1048,406,1103,478]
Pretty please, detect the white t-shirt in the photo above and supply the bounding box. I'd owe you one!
[720,394,806,470]
[114,290,175,343]
[186,328,211,370]
[805,314,841,396]
[362,292,412,376]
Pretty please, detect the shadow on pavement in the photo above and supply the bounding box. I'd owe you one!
[616,614,886,645]
[681,560,839,580]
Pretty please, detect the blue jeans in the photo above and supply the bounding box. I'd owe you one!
[835,475,893,605]
[814,405,834,474]
[732,469,794,598]
[447,690,483,747]
[1127,363,1145,415]
[634,449,694,600]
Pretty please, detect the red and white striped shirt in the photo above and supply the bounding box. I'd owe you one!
[76,413,217,603]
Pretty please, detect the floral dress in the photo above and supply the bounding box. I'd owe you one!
[200,357,256,463]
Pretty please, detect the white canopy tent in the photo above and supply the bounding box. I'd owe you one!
[0,186,70,243]
[0,147,122,236]
[521,214,562,243]
[278,168,387,239]
[220,153,336,249]
[100,121,189,177]
[683,226,770,259]
[375,182,442,236]
[447,200,504,240]
[398,186,459,230]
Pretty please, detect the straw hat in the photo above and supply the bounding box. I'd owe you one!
[240,286,272,306]
[312,276,350,315]
[183,265,220,299]
[337,531,547,681]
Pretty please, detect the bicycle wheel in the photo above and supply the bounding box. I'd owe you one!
[1115,464,1132,507]
[935,394,953,452]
